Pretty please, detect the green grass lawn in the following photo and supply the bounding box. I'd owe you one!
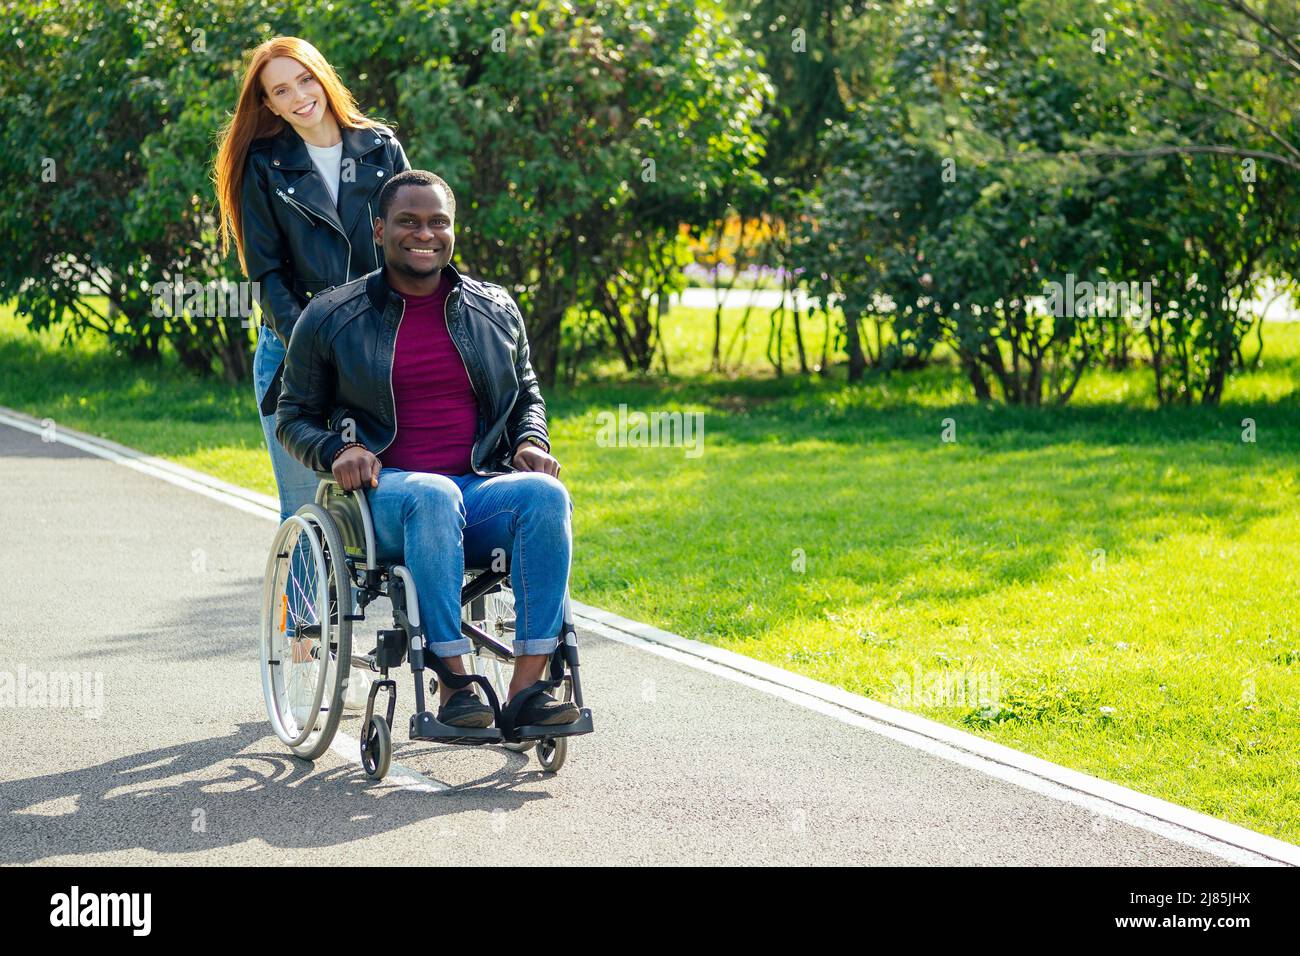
[4,301,1298,843]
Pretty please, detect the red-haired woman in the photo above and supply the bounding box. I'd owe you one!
[213,35,409,523]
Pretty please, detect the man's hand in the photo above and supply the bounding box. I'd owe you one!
[333,446,381,491]
[513,441,560,477]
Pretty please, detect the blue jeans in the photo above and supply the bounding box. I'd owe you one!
[253,326,322,521]
[366,468,574,659]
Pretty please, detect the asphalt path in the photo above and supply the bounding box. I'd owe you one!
[0,420,1257,865]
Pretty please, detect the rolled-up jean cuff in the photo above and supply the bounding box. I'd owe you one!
[425,637,473,658]
[512,636,559,657]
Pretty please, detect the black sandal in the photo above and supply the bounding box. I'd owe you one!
[501,680,580,738]
[436,688,495,729]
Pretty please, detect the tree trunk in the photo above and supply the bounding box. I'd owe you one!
[844,309,866,383]
[960,350,992,401]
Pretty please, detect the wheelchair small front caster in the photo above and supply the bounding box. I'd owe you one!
[360,714,391,780]
[536,735,567,773]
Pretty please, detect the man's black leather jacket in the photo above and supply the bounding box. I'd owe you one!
[275,262,551,476]
[241,121,409,413]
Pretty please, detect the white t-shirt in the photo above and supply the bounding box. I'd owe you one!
[305,139,344,207]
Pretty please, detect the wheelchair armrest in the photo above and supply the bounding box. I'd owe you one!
[311,475,379,571]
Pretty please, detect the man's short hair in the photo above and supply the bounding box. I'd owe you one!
[376,169,456,221]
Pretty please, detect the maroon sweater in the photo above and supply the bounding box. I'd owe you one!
[380,280,478,475]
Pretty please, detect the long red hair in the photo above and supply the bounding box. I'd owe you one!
[212,36,391,274]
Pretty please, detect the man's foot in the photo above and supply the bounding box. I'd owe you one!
[437,688,495,728]
[508,687,580,726]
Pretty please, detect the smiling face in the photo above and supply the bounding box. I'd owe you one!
[375,184,456,279]
[259,56,330,131]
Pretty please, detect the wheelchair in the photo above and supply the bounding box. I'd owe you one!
[258,472,594,780]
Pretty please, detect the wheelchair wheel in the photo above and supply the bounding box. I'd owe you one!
[259,504,353,760]
[536,735,567,773]
[480,582,515,643]
[360,714,391,780]
[535,675,573,772]
[466,580,532,752]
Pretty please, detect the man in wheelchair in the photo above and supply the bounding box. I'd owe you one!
[275,169,580,732]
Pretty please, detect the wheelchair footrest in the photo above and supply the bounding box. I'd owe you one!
[509,709,594,743]
[409,711,502,746]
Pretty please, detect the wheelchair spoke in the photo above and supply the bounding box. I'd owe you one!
[263,518,332,742]
[256,503,361,760]
[282,540,324,730]
[287,553,319,627]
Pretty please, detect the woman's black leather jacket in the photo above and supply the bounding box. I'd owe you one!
[241,121,409,412]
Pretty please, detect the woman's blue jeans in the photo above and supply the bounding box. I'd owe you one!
[253,326,321,521]
[366,468,574,659]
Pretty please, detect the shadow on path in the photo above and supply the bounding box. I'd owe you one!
[1,721,559,864]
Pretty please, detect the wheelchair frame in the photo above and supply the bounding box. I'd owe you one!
[259,473,593,780]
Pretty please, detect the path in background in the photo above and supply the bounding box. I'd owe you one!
[674,280,1300,322]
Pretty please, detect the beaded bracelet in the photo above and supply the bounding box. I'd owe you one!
[331,441,366,463]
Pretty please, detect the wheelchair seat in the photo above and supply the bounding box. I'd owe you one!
[312,471,505,579]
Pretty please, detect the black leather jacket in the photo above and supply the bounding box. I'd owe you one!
[241,121,409,412]
[275,263,551,476]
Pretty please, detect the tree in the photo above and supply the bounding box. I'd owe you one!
[0,0,770,388]
[0,0,272,379]
[798,0,1299,404]
[372,0,769,384]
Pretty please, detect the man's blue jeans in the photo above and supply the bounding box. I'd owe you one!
[253,326,321,522]
[367,468,574,659]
